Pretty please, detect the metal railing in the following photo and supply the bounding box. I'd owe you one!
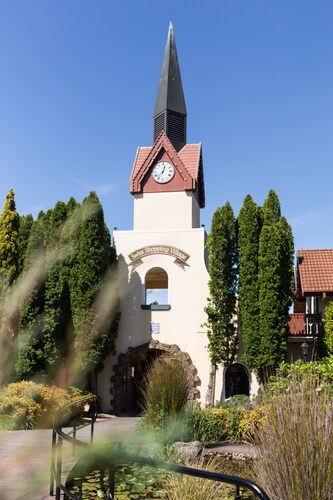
[289,313,321,336]
[50,394,98,499]
[50,396,270,500]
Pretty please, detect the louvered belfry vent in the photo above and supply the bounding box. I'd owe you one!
[154,111,186,150]
[153,23,187,152]
[168,112,185,143]
[154,113,165,142]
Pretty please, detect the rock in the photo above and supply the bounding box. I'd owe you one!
[173,441,203,462]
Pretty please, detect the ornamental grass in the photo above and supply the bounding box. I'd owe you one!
[164,455,252,500]
[253,372,333,499]
[139,357,191,442]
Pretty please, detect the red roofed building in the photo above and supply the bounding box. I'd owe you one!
[288,249,333,360]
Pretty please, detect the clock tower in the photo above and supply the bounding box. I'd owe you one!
[99,23,214,413]
[130,22,205,231]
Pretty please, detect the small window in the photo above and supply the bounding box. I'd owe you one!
[142,267,170,310]
[145,267,168,306]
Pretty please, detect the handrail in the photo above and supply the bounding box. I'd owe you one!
[50,394,97,499]
[50,396,270,500]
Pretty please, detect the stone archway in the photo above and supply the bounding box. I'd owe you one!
[111,340,201,414]
[225,363,250,399]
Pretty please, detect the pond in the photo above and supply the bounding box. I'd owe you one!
[69,457,256,499]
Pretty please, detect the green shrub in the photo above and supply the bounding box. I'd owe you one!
[191,405,244,443]
[216,394,251,409]
[268,359,333,393]
[323,300,333,354]
[0,381,88,430]
[238,406,266,441]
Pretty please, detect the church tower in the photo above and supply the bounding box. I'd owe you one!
[99,24,212,414]
[130,23,205,231]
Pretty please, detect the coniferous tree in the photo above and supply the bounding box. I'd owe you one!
[258,222,283,368]
[16,202,75,380]
[70,192,118,391]
[17,214,34,275]
[262,189,281,225]
[16,201,78,380]
[238,195,262,368]
[43,202,72,378]
[15,212,49,378]
[0,189,20,384]
[237,190,294,375]
[278,216,294,341]
[15,193,119,386]
[205,202,238,367]
[257,190,294,373]
[0,188,20,287]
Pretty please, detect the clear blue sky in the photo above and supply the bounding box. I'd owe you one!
[1,1,332,251]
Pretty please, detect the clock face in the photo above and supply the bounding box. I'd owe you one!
[152,161,174,184]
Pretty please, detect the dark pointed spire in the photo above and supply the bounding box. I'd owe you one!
[153,22,187,151]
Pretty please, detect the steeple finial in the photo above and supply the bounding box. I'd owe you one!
[153,23,187,151]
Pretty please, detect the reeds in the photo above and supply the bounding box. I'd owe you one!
[164,455,251,500]
[140,357,190,425]
[253,373,333,499]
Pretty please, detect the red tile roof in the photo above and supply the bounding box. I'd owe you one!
[178,144,202,179]
[130,146,151,187]
[129,131,205,207]
[297,249,333,294]
[130,132,193,191]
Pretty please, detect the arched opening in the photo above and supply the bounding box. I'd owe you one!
[225,363,250,399]
[145,267,168,305]
[111,341,201,414]
[123,348,163,414]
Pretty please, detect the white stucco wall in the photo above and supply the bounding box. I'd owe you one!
[98,208,259,411]
[98,227,211,411]
[133,191,200,230]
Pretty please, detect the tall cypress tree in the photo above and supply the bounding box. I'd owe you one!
[278,216,294,340]
[43,202,72,378]
[205,202,238,367]
[238,195,262,367]
[258,222,283,368]
[236,190,294,376]
[15,212,49,378]
[17,214,34,275]
[15,194,119,386]
[0,188,20,287]
[0,189,20,384]
[261,190,280,225]
[70,192,118,391]
[257,190,294,373]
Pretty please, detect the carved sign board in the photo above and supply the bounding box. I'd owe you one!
[129,245,190,270]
